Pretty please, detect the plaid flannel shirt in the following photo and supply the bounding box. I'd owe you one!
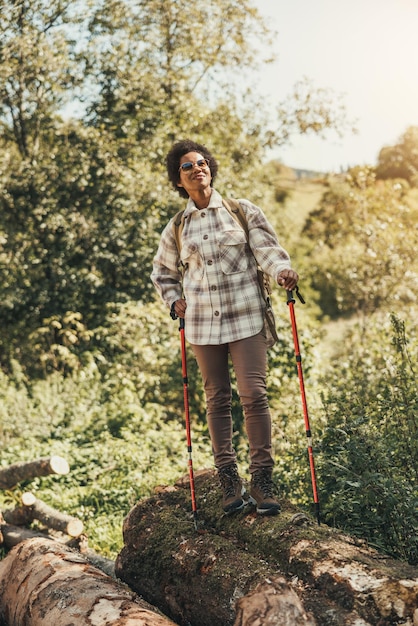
[151,189,291,345]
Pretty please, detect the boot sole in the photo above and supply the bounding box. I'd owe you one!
[223,499,245,514]
[247,495,280,515]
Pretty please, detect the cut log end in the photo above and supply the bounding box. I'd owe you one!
[67,519,84,538]
[21,492,84,537]
[49,455,70,475]
[22,492,37,507]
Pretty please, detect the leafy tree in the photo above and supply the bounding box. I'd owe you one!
[302,167,418,317]
[274,77,356,147]
[376,126,418,185]
[0,0,86,159]
[0,120,166,373]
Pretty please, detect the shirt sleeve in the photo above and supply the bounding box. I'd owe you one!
[238,199,292,280]
[151,218,183,308]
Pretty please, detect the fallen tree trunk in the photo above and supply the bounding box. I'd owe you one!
[3,503,33,526]
[3,492,84,537]
[1,523,116,579]
[25,491,83,536]
[115,470,418,626]
[0,455,69,490]
[0,537,178,626]
[0,523,48,548]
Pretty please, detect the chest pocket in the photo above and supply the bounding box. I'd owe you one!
[180,240,205,281]
[217,229,249,275]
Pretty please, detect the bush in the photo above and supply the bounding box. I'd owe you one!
[317,313,418,564]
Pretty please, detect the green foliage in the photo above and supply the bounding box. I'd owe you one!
[86,0,273,96]
[317,314,418,564]
[0,120,165,374]
[302,168,418,317]
[376,126,418,185]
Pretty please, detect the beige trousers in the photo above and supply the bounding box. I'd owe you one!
[191,329,274,474]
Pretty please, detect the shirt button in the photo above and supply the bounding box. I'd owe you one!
[207,259,213,265]
[211,285,217,291]
[203,234,208,240]
[201,212,206,217]
[214,311,220,316]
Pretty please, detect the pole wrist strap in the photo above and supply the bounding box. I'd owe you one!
[170,301,178,320]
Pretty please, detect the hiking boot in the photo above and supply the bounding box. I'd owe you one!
[218,463,245,513]
[249,468,281,515]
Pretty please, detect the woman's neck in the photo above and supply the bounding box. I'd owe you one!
[189,188,212,209]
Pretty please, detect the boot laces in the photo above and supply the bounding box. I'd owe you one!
[219,465,240,497]
[253,469,275,498]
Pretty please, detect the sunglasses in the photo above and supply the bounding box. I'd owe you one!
[179,158,210,173]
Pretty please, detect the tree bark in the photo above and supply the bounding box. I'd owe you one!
[1,523,116,579]
[0,455,69,490]
[3,503,34,526]
[0,523,48,548]
[115,470,418,626]
[0,537,178,626]
[19,491,84,537]
[234,577,316,626]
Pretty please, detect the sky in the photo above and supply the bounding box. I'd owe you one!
[252,0,418,172]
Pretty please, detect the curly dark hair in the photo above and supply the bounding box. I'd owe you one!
[166,139,218,199]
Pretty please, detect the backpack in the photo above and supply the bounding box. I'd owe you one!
[172,198,278,344]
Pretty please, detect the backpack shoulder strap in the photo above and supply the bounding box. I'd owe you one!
[222,198,249,239]
[172,210,185,254]
[173,200,247,253]
[224,198,272,298]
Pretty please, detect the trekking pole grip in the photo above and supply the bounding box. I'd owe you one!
[286,286,305,305]
[286,290,295,304]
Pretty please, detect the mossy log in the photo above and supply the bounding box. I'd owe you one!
[0,455,69,490]
[115,470,418,626]
[0,537,178,626]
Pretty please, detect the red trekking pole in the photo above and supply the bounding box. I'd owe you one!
[177,316,198,529]
[286,287,320,525]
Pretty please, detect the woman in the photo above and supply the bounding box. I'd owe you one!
[151,139,298,515]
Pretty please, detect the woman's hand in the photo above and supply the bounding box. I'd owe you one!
[173,298,187,318]
[277,269,298,291]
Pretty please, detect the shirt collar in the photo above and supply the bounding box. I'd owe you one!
[184,188,222,216]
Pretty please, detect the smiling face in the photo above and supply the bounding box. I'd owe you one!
[177,151,212,198]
